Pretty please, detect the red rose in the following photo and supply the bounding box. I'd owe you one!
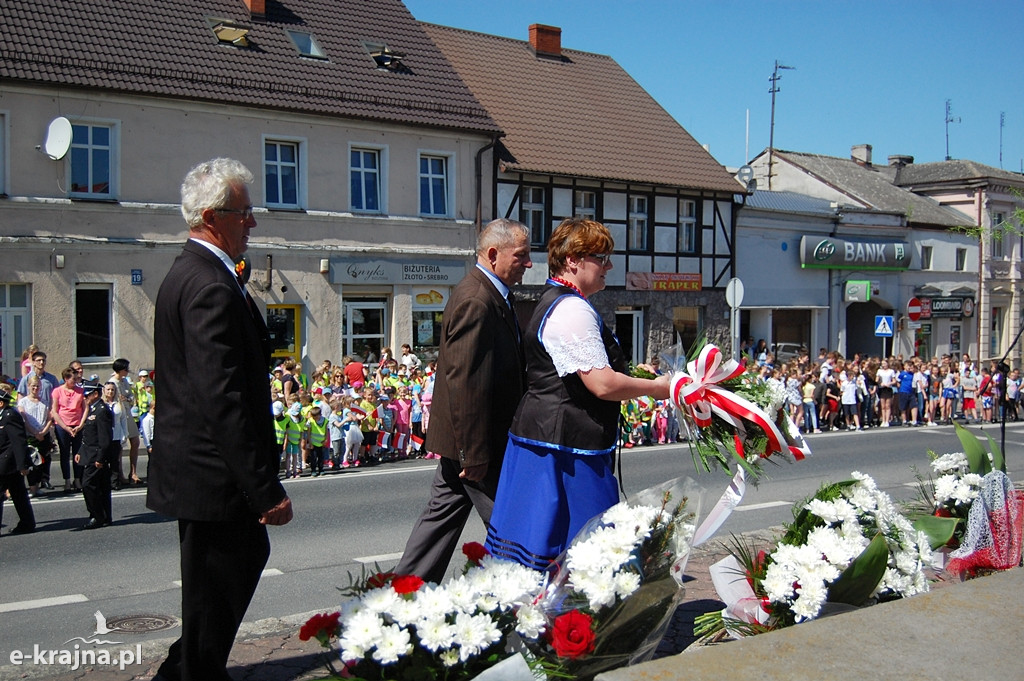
[462,542,489,565]
[366,571,396,589]
[391,574,425,594]
[548,610,595,659]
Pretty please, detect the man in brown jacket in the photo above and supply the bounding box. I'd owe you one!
[395,219,531,584]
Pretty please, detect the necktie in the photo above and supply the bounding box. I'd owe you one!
[507,292,520,340]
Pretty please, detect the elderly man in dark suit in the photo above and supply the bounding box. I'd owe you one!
[395,218,532,584]
[147,158,292,681]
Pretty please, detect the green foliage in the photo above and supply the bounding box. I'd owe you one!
[913,514,959,551]
[781,480,856,546]
[954,422,993,475]
[827,533,889,606]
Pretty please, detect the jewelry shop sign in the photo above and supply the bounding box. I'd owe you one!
[329,258,465,286]
[800,236,910,270]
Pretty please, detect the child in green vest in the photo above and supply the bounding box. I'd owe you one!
[306,406,328,477]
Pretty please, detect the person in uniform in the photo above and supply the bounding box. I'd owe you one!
[76,379,114,529]
[1,386,36,536]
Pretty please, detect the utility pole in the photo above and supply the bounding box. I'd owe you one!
[767,60,795,190]
[944,99,961,161]
[1000,112,1005,169]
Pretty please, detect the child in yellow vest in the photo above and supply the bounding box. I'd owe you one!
[306,406,328,477]
[283,402,304,479]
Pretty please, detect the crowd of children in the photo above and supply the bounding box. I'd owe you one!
[268,346,437,477]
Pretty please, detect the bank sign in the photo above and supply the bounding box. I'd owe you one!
[800,236,911,270]
[329,258,465,285]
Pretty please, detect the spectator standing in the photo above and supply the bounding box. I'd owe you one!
[109,358,144,484]
[51,366,85,491]
[961,368,979,422]
[17,350,58,404]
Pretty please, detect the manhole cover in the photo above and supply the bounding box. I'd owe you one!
[104,614,179,634]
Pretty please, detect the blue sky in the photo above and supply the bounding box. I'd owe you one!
[405,0,1024,172]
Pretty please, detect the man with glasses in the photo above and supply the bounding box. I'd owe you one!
[17,351,58,407]
[148,158,292,681]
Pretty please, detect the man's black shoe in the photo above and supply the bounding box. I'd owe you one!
[83,519,103,530]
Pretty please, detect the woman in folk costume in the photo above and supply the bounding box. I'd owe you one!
[485,218,669,570]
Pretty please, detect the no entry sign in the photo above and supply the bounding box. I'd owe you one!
[907,297,922,322]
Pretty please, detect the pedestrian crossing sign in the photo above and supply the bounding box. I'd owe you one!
[874,315,894,337]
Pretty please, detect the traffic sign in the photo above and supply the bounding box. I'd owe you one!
[875,315,894,337]
[906,297,922,322]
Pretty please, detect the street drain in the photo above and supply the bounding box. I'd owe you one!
[104,614,179,634]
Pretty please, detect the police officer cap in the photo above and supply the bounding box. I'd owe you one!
[81,379,102,396]
[0,387,12,404]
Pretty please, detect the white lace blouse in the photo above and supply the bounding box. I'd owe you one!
[540,296,611,378]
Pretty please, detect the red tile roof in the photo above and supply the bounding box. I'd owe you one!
[421,23,742,193]
[0,0,500,134]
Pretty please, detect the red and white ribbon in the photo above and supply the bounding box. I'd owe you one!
[670,344,789,457]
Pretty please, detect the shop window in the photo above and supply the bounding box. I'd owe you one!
[267,304,302,358]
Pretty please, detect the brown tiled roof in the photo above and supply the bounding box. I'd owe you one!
[421,23,742,194]
[0,0,500,134]
[894,160,1024,189]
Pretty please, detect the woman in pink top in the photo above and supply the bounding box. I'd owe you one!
[51,365,86,491]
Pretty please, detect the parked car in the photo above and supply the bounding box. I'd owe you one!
[772,342,806,363]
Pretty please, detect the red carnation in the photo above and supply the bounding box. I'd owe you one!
[548,610,595,659]
[462,542,489,565]
[299,611,341,643]
[391,574,425,594]
[366,571,396,589]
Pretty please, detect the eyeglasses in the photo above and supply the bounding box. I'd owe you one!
[586,253,613,266]
[215,206,254,220]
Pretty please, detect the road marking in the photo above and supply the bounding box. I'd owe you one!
[735,501,791,511]
[0,594,89,613]
[172,568,282,587]
[354,552,403,565]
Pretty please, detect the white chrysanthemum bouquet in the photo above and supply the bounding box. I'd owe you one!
[697,472,934,638]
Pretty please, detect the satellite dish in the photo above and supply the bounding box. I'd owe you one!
[736,165,754,184]
[43,117,73,160]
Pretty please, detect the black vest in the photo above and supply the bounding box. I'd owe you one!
[510,284,628,452]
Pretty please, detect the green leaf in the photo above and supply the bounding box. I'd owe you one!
[913,515,959,550]
[827,533,888,606]
[983,431,1005,473]
[954,422,991,475]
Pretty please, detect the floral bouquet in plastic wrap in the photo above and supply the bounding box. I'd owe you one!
[695,472,934,639]
[659,341,810,478]
[519,477,701,681]
[300,544,545,681]
[907,423,1024,578]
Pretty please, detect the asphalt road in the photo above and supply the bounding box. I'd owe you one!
[2,419,1022,659]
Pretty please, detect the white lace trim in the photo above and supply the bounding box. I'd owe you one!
[541,296,610,377]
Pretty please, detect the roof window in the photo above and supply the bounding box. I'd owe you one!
[207,17,251,47]
[364,42,407,72]
[286,30,328,60]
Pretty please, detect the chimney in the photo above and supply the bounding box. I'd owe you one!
[242,0,265,19]
[529,24,562,58]
[888,154,914,168]
[851,144,873,166]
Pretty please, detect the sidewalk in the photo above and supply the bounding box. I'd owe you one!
[4,527,991,681]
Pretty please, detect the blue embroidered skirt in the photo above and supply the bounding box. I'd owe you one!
[485,434,618,571]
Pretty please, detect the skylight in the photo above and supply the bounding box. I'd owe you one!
[207,17,251,47]
[286,30,327,60]
[363,42,406,71]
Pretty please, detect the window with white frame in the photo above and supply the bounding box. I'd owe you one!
[350,147,382,212]
[419,154,451,216]
[70,122,117,198]
[991,212,1006,258]
[991,306,1004,357]
[75,283,112,360]
[264,139,300,208]
[921,245,933,270]
[955,248,967,271]
[678,199,697,253]
[521,186,546,246]
[574,190,596,219]
[627,195,648,250]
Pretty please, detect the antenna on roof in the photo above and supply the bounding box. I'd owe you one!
[767,60,795,190]
[944,99,961,161]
